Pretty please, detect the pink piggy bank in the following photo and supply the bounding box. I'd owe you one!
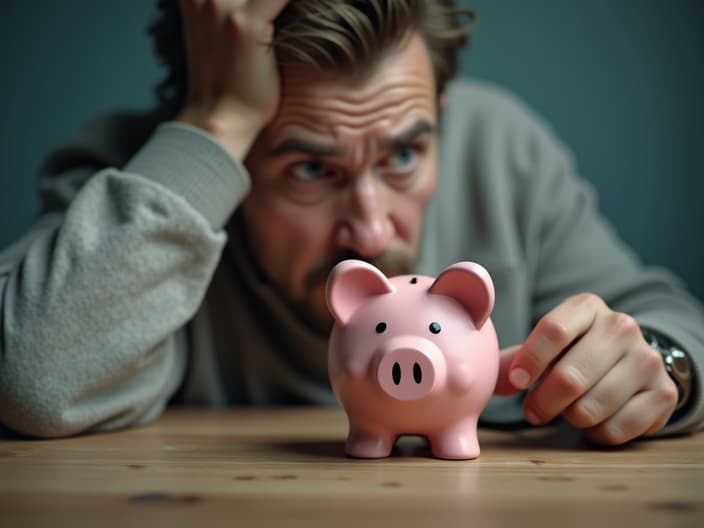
[326,259,500,460]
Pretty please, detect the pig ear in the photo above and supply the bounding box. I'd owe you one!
[326,259,394,325]
[428,262,495,329]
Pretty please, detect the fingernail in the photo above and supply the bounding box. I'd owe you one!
[524,408,540,425]
[509,367,531,389]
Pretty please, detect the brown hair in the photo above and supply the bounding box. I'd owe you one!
[149,0,475,116]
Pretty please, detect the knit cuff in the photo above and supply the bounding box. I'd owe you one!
[124,121,251,229]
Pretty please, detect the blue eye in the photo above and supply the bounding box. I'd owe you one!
[289,160,326,182]
[389,146,417,168]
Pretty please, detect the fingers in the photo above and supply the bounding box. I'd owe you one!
[579,343,678,445]
[509,293,603,391]
[246,0,290,20]
[176,0,286,154]
[494,345,521,395]
[524,309,644,425]
[511,292,679,445]
[181,0,289,37]
[233,0,290,45]
[583,383,678,445]
[561,341,662,429]
[520,318,624,425]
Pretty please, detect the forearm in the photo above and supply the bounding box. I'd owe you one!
[525,126,704,436]
[0,123,250,437]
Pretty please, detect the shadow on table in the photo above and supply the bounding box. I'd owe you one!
[274,420,634,461]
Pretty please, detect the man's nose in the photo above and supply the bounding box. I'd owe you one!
[334,175,394,257]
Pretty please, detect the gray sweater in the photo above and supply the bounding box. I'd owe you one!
[1,79,702,437]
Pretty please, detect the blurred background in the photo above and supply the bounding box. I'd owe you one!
[1,0,702,300]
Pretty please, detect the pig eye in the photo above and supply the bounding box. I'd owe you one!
[429,322,441,334]
[376,322,387,333]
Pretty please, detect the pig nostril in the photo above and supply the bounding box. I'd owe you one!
[392,363,401,385]
[413,363,422,384]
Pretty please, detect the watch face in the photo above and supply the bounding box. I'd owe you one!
[670,349,692,379]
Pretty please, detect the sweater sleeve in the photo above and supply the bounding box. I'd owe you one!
[509,98,704,435]
[0,120,250,437]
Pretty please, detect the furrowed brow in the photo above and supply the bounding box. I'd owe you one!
[270,138,345,157]
[382,120,435,149]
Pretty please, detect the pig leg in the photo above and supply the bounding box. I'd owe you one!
[345,424,396,458]
[428,419,480,460]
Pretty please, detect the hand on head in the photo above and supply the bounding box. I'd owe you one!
[177,0,290,158]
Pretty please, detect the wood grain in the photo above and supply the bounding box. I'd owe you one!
[1,407,702,527]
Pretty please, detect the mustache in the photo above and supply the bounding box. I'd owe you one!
[304,251,416,289]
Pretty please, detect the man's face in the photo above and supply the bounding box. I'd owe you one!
[242,32,438,333]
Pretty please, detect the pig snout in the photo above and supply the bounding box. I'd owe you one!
[376,336,447,401]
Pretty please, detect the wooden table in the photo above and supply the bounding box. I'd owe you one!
[1,407,702,527]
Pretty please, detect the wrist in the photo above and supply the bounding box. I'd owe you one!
[177,100,266,160]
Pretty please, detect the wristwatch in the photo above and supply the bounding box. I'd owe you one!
[641,327,693,414]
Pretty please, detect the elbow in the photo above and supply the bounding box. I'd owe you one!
[0,393,81,438]
[0,344,184,438]
[0,376,84,438]
[0,387,169,439]
[0,329,186,438]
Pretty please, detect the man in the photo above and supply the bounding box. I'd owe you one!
[0,0,702,445]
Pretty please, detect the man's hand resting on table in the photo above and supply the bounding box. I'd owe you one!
[495,293,679,445]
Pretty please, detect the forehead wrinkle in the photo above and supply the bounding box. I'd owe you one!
[271,39,436,158]
[276,98,434,145]
[282,81,433,113]
[276,88,435,129]
[332,103,434,140]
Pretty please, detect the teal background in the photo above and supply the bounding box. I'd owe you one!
[1,1,702,301]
